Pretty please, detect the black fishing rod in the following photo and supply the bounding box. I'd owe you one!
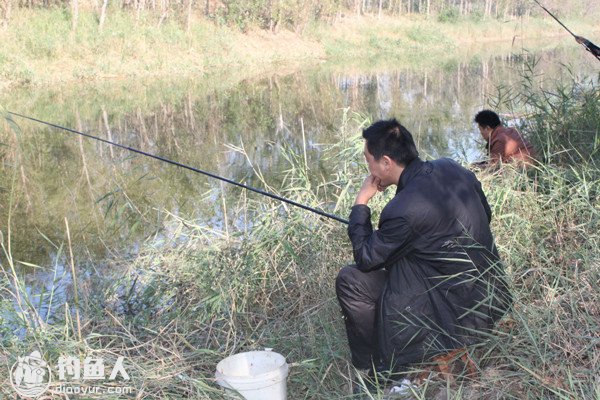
[532,0,600,61]
[7,111,350,225]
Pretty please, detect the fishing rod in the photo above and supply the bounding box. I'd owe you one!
[7,111,350,225]
[532,0,600,61]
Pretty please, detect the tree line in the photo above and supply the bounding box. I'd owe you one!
[1,0,598,32]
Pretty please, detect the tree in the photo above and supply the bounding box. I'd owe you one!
[99,0,108,31]
[185,0,192,32]
[71,0,78,31]
[1,0,11,29]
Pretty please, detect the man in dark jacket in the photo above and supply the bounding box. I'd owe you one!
[575,35,600,60]
[336,119,511,378]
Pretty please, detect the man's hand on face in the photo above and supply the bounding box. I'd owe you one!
[376,181,389,192]
[355,175,384,205]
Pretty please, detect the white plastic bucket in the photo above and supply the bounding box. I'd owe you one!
[215,350,289,400]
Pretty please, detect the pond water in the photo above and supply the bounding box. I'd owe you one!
[0,38,597,294]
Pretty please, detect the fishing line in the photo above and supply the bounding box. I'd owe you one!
[531,0,576,38]
[8,111,350,225]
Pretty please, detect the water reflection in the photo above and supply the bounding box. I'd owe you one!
[0,44,596,277]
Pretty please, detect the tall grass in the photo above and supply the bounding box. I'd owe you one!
[1,8,597,87]
[1,74,599,399]
[0,8,322,87]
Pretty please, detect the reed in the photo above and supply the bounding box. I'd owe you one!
[0,71,598,399]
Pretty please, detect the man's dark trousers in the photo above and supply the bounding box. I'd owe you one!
[335,265,386,369]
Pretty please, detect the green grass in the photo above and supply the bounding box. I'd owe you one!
[0,8,311,86]
[1,68,599,398]
[1,9,598,87]
[308,15,599,71]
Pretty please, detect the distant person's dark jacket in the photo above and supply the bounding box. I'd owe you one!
[577,37,600,58]
[348,158,511,367]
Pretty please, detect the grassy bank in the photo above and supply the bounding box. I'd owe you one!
[0,9,598,88]
[1,67,599,398]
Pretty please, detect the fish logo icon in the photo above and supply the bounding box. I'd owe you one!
[10,351,52,398]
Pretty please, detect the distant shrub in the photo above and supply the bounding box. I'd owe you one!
[470,9,484,22]
[438,6,459,23]
[213,0,322,32]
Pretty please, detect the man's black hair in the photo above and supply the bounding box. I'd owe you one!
[474,110,502,128]
[362,119,419,166]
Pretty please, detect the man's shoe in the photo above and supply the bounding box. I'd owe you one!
[352,368,379,397]
[386,378,415,398]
